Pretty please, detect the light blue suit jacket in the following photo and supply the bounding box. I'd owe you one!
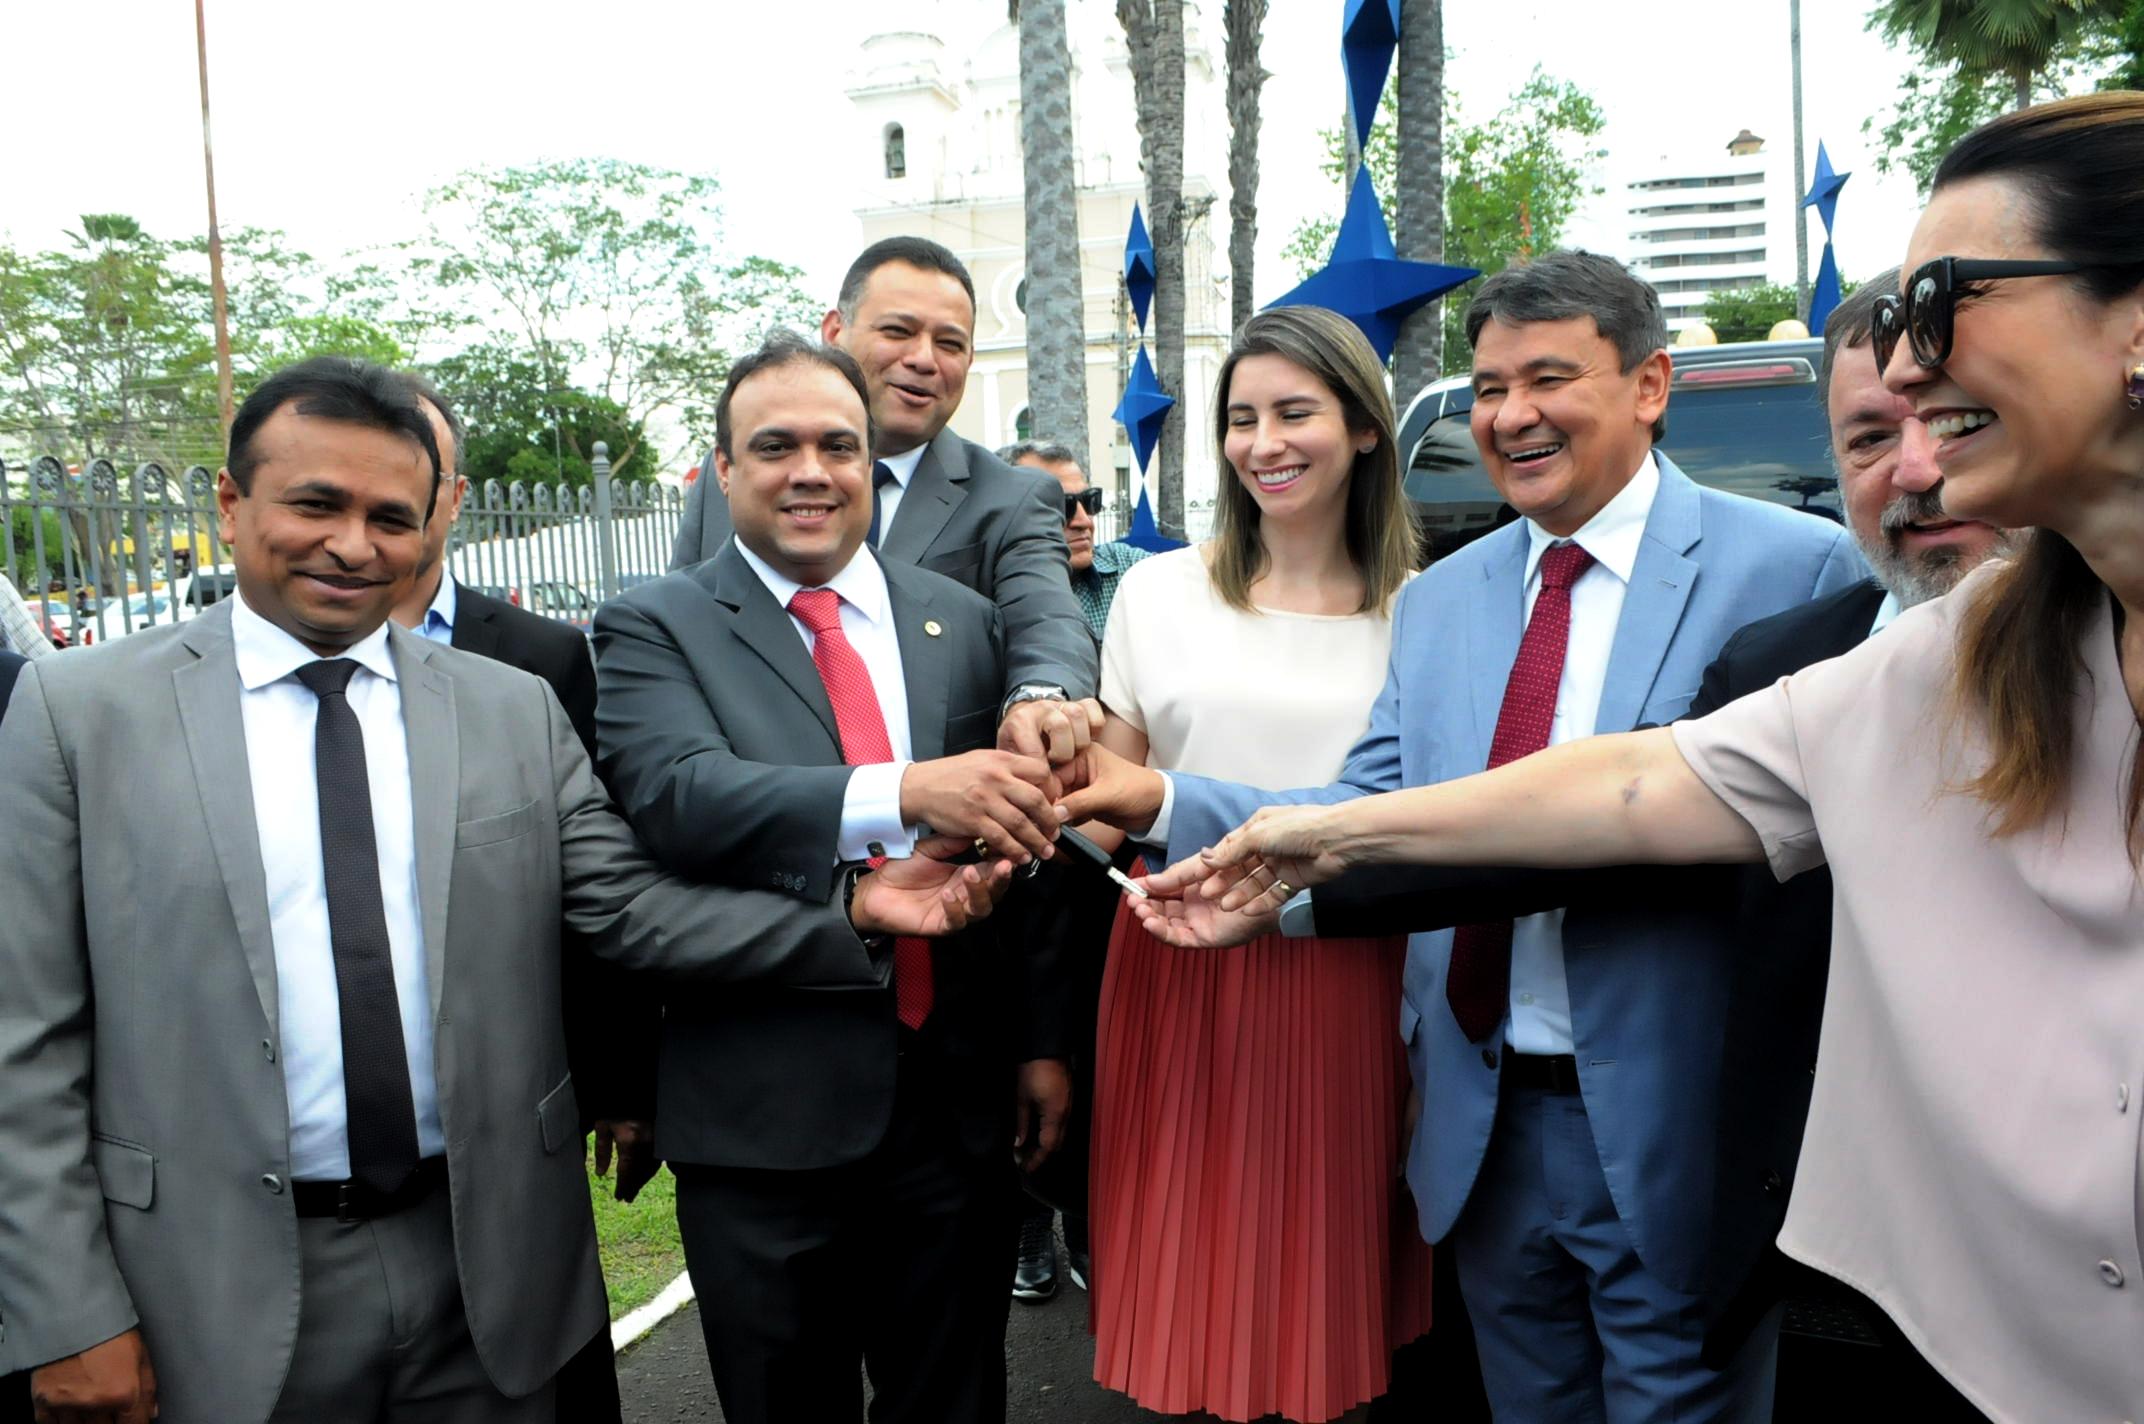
[1165,455,1867,1295]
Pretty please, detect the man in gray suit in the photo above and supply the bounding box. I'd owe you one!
[670,236,1100,771]
[0,357,1011,1424]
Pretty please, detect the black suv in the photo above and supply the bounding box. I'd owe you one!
[1398,337,1836,561]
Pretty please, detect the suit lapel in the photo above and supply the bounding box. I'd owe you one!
[884,566,951,762]
[1465,529,1530,760]
[705,545,842,748]
[1596,461,1701,732]
[392,628,458,1018]
[447,587,501,660]
[880,429,966,563]
[172,608,280,1035]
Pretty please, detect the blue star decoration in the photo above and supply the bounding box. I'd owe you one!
[1342,0,1399,151]
[1270,168,1480,363]
[1124,484,1184,553]
[1124,204,1158,333]
[1800,141,1850,234]
[1114,344,1176,477]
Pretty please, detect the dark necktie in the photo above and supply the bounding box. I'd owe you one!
[295,658,421,1192]
[867,461,897,549]
[1445,541,1596,1043]
[788,587,934,1029]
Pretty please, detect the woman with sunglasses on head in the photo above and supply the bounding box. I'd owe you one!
[1140,93,2144,1422]
[1079,306,1433,1423]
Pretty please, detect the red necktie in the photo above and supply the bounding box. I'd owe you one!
[788,586,934,1030]
[1445,541,1595,1043]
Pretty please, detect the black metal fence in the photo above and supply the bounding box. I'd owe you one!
[2,442,683,646]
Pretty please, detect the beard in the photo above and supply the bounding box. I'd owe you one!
[1854,485,2013,610]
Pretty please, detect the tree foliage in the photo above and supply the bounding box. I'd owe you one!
[1286,68,1605,375]
[426,344,653,492]
[1864,0,2126,193]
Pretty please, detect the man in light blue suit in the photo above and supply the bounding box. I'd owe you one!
[1061,252,1866,1422]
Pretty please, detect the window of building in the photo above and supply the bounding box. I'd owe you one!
[1015,406,1033,441]
[1016,276,1029,314]
[884,124,907,180]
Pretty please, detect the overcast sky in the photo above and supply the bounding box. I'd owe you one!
[5,0,1925,322]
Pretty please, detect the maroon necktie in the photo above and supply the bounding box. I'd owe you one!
[788,587,934,1029]
[1445,541,1595,1043]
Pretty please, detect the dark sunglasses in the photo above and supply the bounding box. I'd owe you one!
[1872,256,2084,373]
[1062,488,1104,519]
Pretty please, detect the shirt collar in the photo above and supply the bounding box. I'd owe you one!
[1523,451,1660,588]
[420,570,458,637]
[1870,588,1903,635]
[734,539,892,627]
[876,443,927,488]
[231,589,399,692]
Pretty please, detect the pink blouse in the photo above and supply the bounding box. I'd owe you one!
[1673,564,2144,1424]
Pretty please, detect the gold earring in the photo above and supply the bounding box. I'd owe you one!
[2128,361,2144,410]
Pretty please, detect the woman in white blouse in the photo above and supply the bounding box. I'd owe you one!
[1134,93,2144,1424]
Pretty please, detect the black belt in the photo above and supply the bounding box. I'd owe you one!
[293,1156,447,1221]
[1504,1052,1583,1094]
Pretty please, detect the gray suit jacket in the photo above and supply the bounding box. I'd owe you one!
[669,427,1098,701]
[0,603,884,1421]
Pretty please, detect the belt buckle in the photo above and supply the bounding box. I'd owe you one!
[336,1181,357,1224]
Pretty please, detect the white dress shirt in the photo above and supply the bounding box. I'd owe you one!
[1504,452,1660,1054]
[733,540,920,863]
[1869,588,1902,636]
[873,443,927,545]
[230,594,444,1181]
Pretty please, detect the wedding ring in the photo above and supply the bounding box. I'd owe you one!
[1271,879,1294,901]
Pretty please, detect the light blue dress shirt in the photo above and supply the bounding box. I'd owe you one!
[413,570,458,646]
[230,594,446,1181]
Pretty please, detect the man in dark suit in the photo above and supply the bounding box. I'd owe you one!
[598,333,1070,1424]
[670,237,1100,773]
[0,648,24,723]
[385,379,649,1424]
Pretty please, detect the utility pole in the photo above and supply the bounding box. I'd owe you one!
[1790,0,1809,320]
[194,0,235,449]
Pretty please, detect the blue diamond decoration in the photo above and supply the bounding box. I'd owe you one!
[1113,344,1176,476]
[1808,241,1844,337]
[1270,168,1480,363]
[1342,0,1399,151]
[1124,484,1184,553]
[1800,140,1850,235]
[1124,204,1158,333]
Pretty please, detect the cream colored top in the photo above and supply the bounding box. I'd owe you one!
[1673,563,2144,1424]
[1100,545,1396,787]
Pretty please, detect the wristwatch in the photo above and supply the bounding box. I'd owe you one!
[841,865,890,950]
[1000,682,1070,718]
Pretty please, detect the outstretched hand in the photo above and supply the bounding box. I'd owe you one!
[1200,804,1359,912]
[850,836,1017,939]
[1127,874,1278,948]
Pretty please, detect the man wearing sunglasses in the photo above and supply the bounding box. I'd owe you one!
[1001,442,1151,644]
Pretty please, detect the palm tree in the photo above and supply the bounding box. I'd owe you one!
[1870,0,2124,108]
[1014,0,1091,464]
[1224,0,1268,338]
[1390,0,1445,410]
[1118,0,1188,541]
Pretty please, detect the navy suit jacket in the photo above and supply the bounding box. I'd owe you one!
[1165,456,1868,1294]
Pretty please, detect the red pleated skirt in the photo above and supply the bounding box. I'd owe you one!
[1090,893,1434,1423]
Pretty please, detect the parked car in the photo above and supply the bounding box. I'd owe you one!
[1397,337,1835,562]
[81,566,237,644]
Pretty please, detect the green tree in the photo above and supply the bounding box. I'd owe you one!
[1286,69,1606,375]
[1864,0,2125,193]
[405,159,817,473]
[425,345,653,492]
[1700,278,1863,343]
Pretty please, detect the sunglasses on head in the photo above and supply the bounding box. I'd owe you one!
[1871,256,2084,373]
[1062,488,1104,519]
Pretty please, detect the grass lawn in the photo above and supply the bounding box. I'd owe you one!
[586,1144,687,1320]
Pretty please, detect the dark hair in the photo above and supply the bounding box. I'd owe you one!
[1209,306,1416,615]
[998,440,1082,468]
[836,236,977,322]
[1816,268,1900,422]
[1464,250,1671,440]
[714,330,874,459]
[227,355,442,515]
[391,369,467,477]
[1926,93,2144,856]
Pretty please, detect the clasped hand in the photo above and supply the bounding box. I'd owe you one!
[851,836,1018,938]
[1125,804,1359,950]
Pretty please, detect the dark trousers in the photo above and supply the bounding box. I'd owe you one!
[553,1327,622,1423]
[0,1372,27,1424]
[672,1051,1015,1424]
